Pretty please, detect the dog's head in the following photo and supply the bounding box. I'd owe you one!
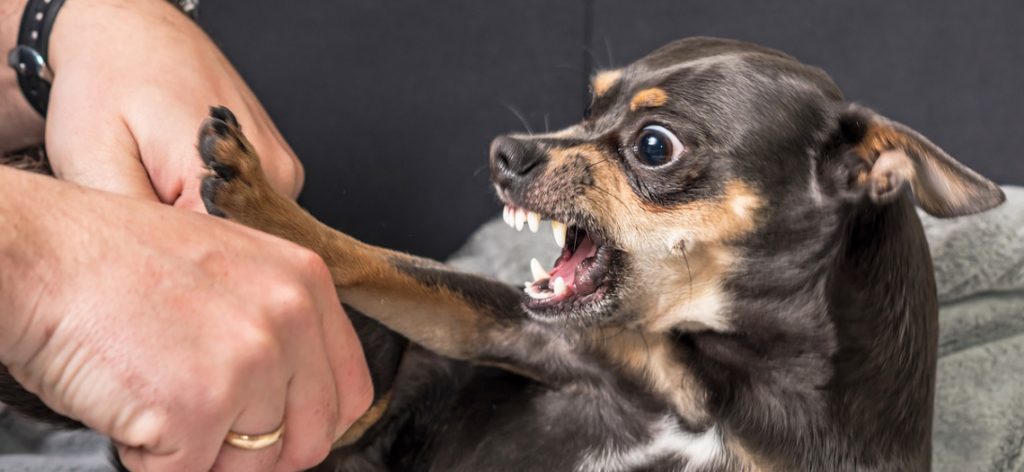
[490,37,1004,328]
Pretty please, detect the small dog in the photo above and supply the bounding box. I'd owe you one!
[1,37,1006,471]
[195,37,1006,470]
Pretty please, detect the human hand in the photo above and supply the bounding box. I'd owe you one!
[0,169,372,472]
[43,0,302,211]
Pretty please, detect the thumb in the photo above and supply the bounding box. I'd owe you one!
[173,177,209,213]
[44,80,160,202]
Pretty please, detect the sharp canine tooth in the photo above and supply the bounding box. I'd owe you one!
[551,221,567,248]
[503,206,513,227]
[515,208,526,231]
[530,258,548,281]
[553,276,567,296]
[527,211,540,232]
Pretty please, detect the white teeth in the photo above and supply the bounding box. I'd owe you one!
[515,208,526,231]
[527,211,540,233]
[503,206,514,227]
[551,220,567,248]
[552,276,568,297]
[530,258,548,281]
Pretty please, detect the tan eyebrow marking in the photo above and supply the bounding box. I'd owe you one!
[629,87,669,111]
[592,70,623,97]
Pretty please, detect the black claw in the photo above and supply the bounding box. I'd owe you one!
[198,121,240,179]
[198,129,219,166]
[210,118,231,136]
[200,177,227,218]
[208,161,236,181]
[209,106,239,128]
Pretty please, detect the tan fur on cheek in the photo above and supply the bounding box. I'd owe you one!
[632,243,736,333]
[592,69,623,97]
[576,171,762,333]
[569,147,763,251]
[629,88,670,111]
[589,178,763,253]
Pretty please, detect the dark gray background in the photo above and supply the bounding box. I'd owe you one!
[198,0,1023,260]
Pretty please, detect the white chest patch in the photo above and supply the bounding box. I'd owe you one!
[576,418,723,472]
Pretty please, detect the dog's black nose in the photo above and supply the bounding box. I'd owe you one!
[490,136,546,185]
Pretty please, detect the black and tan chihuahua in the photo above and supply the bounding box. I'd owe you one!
[1,37,1006,471]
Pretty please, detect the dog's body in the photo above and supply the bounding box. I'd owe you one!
[0,37,1005,471]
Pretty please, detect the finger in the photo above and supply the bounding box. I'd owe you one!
[235,90,303,199]
[274,332,340,470]
[44,75,160,202]
[207,326,290,472]
[320,300,373,439]
[211,391,286,472]
[116,443,146,471]
[116,442,216,472]
[173,177,209,213]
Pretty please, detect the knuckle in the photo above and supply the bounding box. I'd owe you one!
[192,377,236,419]
[273,149,303,193]
[118,408,171,449]
[267,280,317,327]
[289,152,305,196]
[292,247,330,279]
[228,324,282,374]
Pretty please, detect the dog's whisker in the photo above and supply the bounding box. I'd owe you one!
[589,183,630,210]
[583,157,612,173]
[604,36,615,68]
[682,245,694,315]
[581,44,604,71]
[639,331,652,365]
[502,103,534,135]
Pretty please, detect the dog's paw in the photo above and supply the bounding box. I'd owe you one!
[199,106,263,218]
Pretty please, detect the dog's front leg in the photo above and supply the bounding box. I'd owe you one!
[196,108,570,382]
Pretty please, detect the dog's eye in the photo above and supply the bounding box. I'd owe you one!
[633,125,685,167]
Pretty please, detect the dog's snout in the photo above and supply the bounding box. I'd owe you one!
[490,136,546,185]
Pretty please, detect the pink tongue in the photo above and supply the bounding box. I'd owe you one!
[551,235,598,288]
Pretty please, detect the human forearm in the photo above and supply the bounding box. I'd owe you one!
[0,166,62,363]
[0,0,43,152]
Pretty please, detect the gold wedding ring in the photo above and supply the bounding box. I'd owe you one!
[224,424,285,450]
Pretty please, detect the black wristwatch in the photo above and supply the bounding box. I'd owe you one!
[6,0,199,118]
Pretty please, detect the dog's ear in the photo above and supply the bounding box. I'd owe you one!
[834,104,1005,217]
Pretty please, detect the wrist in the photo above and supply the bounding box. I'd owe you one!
[0,0,28,65]
[0,0,42,152]
[0,166,60,365]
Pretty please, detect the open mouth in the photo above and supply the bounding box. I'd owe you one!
[501,205,621,316]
